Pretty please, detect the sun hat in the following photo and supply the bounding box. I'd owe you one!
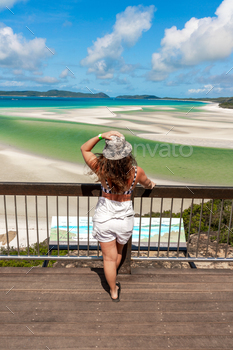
[102,135,132,160]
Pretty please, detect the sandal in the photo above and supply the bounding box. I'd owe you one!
[110,282,121,302]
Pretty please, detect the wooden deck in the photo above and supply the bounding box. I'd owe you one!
[0,267,233,350]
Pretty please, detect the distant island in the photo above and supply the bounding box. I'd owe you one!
[115,95,233,108]
[161,96,233,108]
[218,97,233,109]
[0,89,232,108]
[0,89,110,99]
[116,95,160,99]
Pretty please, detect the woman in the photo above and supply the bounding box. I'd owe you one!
[81,130,156,302]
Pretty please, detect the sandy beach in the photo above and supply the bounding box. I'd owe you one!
[0,101,231,249]
[1,102,233,150]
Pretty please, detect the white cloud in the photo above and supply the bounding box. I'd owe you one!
[0,0,28,10]
[62,20,72,27]
[13,69,23,75]
[81,5,155,79]
[0,80,24,86]
[0,23,53,70]
[32,71,43,76]
[188,84,222,94]
[198,72,233,87]
[149,0,233,81]
[35,76,59,84]
[60,69,69,78]
[59,68,75,79]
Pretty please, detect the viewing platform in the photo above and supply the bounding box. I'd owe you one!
[0,183,233,349]
[1,266,233,349]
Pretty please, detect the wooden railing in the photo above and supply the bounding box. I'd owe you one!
[0,183,233,273]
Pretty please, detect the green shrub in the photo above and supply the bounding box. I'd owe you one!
[141,199,233,245]
[0,241,68,267]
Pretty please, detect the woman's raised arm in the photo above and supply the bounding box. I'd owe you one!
[137,166,156,189]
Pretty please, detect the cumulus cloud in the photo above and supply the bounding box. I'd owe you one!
[149,0,233,81]
[198,72,233,87]
[59,68,75,79]
[114,76,129,85]
[35,76,59,84]
[0,80,24,86]
[0,0,27,10]
[188,84,222,94]
[0,24,53,70]
[13,69,23,75]
[81,5,155,79]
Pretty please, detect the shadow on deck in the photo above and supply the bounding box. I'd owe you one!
[0,267,233,349]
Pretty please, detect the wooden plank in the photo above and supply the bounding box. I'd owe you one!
[1,274,233,283]
[1,311,233,324]
[1,300,233,312]
[0,348,228,350]
[0,323,232,336]
[1,290,233,302]
[0,267,232,277]
[132,268,233,275]
[1,282,233,291]
[0,335,233,349]
[0,348,229,350]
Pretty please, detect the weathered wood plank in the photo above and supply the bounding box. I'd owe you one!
[132,268,233,275]
[0,348,229,350]
[0,323,232,336]
[1,311,232,324]
[2,300,233,312]
[1,274,233,283]
[0,267,232,275]
[1,282,233,291]
[1,290,233,302]
[0,335,233,349]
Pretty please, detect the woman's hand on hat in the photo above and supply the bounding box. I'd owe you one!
[101,131,123,140]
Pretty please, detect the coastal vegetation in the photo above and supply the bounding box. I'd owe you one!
[0,241,61,267]
[219,97,233,109]
[0,89,109,98]
[116,95,160,99]
[142,199,233,245]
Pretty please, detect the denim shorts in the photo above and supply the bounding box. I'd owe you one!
[92,215,134,245]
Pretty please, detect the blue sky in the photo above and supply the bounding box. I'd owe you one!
[0,0,233,97]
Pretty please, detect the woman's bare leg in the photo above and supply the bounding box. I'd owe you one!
[100,240,119,299]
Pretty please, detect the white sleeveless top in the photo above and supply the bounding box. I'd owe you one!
[92,197,135,223]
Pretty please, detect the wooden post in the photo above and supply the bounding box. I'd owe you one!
[117,189,135,274]
[117,236,132,274]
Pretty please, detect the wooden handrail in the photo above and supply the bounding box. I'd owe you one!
[0,182,232,198]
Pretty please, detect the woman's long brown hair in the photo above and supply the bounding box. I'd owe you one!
[87,152,138,194]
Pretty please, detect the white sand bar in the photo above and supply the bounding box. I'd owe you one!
[1,103,233,149]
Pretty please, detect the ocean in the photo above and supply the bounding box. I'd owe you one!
[0,96,206,109]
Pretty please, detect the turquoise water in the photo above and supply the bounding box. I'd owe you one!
[0,96,207,109]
